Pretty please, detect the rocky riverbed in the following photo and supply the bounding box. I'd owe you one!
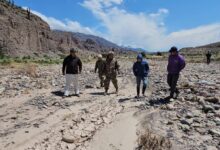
[0,60,219,150]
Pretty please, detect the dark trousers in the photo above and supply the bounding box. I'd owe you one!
[167,73,179,97]
[207,58,211,64]
[136,76,148,96]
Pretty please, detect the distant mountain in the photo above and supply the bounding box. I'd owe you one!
[180,42,220,56]
[72,32,120,49]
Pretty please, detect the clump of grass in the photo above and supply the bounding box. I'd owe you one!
[137,130,172,150]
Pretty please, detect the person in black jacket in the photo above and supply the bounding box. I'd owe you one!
[62,48,82,97]
[206,51,212,64]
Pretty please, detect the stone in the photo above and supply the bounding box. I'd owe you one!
[209,129,220,137]
[206,146,218,150]
[185,112,193,119]
[179,124,190,132]
[192,110,202,117]
[62,135,75,143]
[205,97,219,104]
[203,105,215,113]
[214,118,220,126]
[195,128,207,135]
[85,85,94,89]
[180,118,193,126]
[0,86,5,95]
[167,121,174,125]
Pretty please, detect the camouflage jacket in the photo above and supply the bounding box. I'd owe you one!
[103,59,119,76]
[95,59,105,74]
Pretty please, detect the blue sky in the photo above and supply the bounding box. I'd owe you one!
[15,0,220,51]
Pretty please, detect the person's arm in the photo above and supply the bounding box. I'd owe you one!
[62,57,67,75]
[95,61,98,73]
[167,56,171,72]
[78,58,82,73]
[179,56,186,72]
[133,63,137,76]
[115,61,120,72]
[145,62,150,75]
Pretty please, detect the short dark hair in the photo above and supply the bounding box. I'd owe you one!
[169,46,178,53]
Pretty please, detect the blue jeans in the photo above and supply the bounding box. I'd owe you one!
[136,76,148,95]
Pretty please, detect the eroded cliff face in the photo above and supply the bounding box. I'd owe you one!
[0,0,57,56]
[0,0,131,57]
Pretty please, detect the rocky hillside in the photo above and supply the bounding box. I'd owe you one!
[180,42,220,56]
[0,0,133,57]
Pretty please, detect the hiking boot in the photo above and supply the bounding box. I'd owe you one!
[174,90,180,99]
[135,95,140,99]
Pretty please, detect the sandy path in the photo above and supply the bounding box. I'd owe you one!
[88,111,138,150]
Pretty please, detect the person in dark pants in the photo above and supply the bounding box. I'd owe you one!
[62,48,82,97]
[133,54,150,98]
[167,47,185,99]
[206,51,212,65]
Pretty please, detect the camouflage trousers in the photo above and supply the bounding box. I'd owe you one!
[98,73,105,87]
[104,75,118,91]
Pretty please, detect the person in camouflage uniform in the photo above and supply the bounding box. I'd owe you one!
[103,51,120,95]
[95,54,105,87]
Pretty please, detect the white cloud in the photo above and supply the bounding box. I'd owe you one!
[81,0,220,51]
[29,9,95,34]
[23,2,220,51]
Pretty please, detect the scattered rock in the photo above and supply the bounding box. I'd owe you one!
[0,86,5,95]
[85,85,94,89]
[214,118,220,126]
[180,118,193,126]
[185,112,193,119]
[205,97,219,104]
[203,105,215,113]
[209,129,220,137]
[179,124,190,132]
[62,135,75,143]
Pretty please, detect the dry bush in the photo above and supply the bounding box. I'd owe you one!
[14,63,38,78]
[137,130,172,150]
[23,63,38,77]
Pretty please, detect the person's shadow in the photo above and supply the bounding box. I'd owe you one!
[89,92,105,96]
[51,91,64,97]
[149,96,172,106]
[51,91,79,97]
[118,97,133,103]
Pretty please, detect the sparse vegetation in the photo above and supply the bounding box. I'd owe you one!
[0,55,63,65]
[137,130,172,150]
